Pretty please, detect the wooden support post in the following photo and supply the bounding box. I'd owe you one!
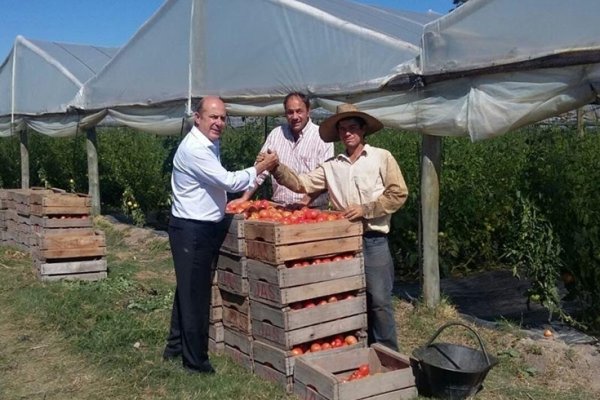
[420,134,442,308]
[19,129,29,189]
[86,128,101,216]
[576,107,585,137]
[263,116,269,140]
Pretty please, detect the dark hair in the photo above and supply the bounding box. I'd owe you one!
[283,92,310,110]
[336,116,366,130]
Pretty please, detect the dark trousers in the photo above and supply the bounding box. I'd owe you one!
[363,232,399,351]
[164,215,227,370]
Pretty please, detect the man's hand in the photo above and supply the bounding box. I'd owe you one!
[342,204,365,221]
[255,150,279,174]
[227,198,247,209]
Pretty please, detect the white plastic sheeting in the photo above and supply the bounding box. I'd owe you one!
[70,0,439,135]
[3,0,600,140]
[0,36,118,137]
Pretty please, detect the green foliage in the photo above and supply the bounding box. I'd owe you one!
[1,123,599,330]
[503,192,564,320]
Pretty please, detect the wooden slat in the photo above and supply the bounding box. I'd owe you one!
[38,271,107,282]
[221,232,246,255]
[223,306,252,334]
[29,204,90,216]
[221,214,245,238]
[30,214,93,228]
[244,218,362,244]
[250,275,366,307]
[37,259,106,275]
[246,236,362,265]
[252,314,367,349]
[217,269,249,295]
[35,230,106,250]
[248,257,364,288]
[225,345,253,372]
[217,251,247,276]
[221,291,249,314]
[250,295,366,331]
[224,328,253,355]
[253,361,294,394]
[209,322,224,342]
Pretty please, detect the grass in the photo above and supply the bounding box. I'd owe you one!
[0,217,598,399]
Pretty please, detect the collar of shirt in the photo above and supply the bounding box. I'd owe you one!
[336,143,370,162]
[191,126,220,159]
[282,119,317,143]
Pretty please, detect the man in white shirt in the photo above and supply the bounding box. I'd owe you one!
[229,92,333,208]
[163,96,278,374]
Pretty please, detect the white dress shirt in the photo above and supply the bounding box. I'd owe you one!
[171,126,257,222]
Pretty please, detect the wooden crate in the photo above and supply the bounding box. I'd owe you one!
[225,344,254,372]
[223,304,252,334]
[209,305,223,323]
[251,294,366,333]
[217,251,247,277]
[32,230,106,261]
[37,269,107,282]
[211,284,223,307]
[253,338,366,378]
[294,344,417,400]
[209,321,224,343]
[221,232,246,256]
[244,218,362,244]
[244,219,362,265]
[254,358,294,394]
[253,313,367,350]
[222,213,245,238]
[217,269,249,295]
[208,338,225,354]
[248,257,364,307]
[224,327,253,356]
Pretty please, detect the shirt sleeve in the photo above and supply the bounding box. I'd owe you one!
[255,130,276,185]
[272,163,327,194]
[189,146,257,193]
[362,151,408,219]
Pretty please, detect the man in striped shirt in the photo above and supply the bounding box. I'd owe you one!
[230,92,334,208]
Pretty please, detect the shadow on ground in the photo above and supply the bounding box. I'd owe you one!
[394,270,597,345]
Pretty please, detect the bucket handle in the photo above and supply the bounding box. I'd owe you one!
[425,321,493,367]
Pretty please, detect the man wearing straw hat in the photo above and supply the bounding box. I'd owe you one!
[270,103,408,350]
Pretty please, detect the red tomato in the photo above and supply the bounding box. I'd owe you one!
[306,209,319,219]
[332,256,344,262]
[345,335,358,345]
[321,342,332,350]
[317,299,328,306]
[310,343,322,352]
[327,295,338,303]
[303,300,316,308]
[291,347,304,356]
[358,364,370,375]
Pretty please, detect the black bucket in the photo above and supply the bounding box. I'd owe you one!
[411,322,498,399]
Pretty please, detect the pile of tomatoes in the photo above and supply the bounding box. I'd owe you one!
[343,363,371,382]
[225,199,344,224]
[290,333,359,356]
[289,291,356,310]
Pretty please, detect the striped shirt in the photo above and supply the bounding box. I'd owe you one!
[256,119,333,206]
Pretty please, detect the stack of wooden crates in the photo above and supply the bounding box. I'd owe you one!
[217,213,254,370]
[215,213,367,394]
[0,188,107,281]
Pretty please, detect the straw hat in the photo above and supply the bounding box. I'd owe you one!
[318,103,383,143]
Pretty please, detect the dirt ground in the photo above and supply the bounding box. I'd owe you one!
[395,272,600,395]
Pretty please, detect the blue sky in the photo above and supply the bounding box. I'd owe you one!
[0,0,454,62]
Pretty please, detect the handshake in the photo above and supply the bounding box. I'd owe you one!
[254,149,279,174]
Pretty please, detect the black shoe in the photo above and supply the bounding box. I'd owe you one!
[183,360,215,374]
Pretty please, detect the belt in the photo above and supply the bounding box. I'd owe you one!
[363,231,387,238]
